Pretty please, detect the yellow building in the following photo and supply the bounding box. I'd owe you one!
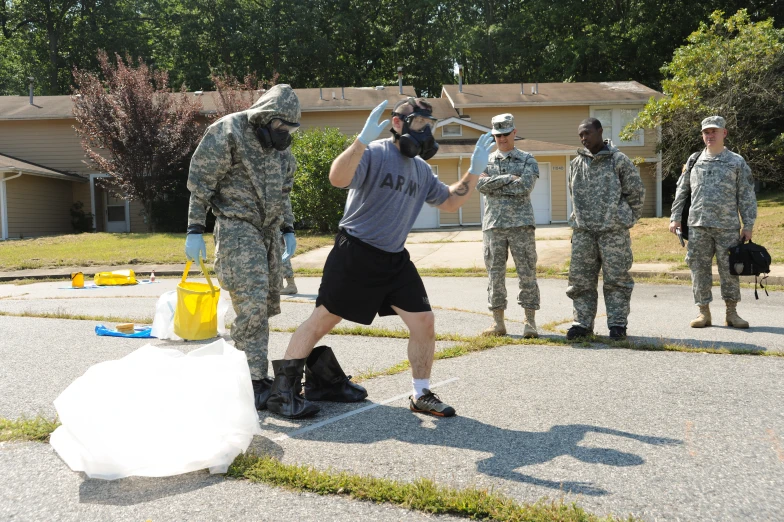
[0,81,663,239]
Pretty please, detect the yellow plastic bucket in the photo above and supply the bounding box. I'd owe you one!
[174,259,220,341]
[71,272,84,288]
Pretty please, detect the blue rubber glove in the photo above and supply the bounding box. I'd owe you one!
[282,232,297,262]
[469,132,496,175]
[185,233,207,262]
[357,100,390,145]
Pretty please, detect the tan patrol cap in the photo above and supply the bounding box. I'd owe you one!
[491,113,515,135]
[701,115,726,130]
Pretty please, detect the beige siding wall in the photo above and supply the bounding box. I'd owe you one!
[426,157,481,226]
[129,200,146,232]
[0,120,97,176]
[439,125,486,140]
[640,163,657,217]
[6,175,75,237]
[301,110,392,136]
[460,106,587,147]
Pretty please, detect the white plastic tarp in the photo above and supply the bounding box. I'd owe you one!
[50,339,260,480]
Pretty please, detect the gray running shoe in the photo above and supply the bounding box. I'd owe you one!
[409,389,456,417]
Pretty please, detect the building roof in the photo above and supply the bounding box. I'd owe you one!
[0,85,453,121]
[436,138,576,157]
[441,81,664,108]
[0,152,87,182]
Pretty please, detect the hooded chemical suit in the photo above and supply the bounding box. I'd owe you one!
[187,84,299,380]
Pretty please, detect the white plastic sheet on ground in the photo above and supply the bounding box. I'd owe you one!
[50,339,261,480]
[151,290,230,340]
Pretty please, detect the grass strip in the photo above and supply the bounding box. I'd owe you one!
[226,452,630,522]
[0,310,150,323]
[0,416,60,443]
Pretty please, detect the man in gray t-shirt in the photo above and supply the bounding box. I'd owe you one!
[266,97,495,419]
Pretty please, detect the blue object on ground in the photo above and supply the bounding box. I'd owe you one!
[95,325,155,338]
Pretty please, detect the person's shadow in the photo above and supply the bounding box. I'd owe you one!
[285,405,681,496]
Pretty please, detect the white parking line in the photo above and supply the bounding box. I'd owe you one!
[272,377,460,441]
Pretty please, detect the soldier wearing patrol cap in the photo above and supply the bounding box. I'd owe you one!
[670,116,757,328]
[476,113,541,338]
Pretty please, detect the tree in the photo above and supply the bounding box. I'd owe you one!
[72,51,204,231]
[290,127,353,232]
[623,9,784,183]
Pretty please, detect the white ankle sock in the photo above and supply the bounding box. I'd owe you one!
[412,378,429,399]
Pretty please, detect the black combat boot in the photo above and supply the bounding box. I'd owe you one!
[303,346,368,402]
[252,377,274,410]
[267,359,320,419]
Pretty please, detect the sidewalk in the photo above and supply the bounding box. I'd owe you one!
[1,225,782,285]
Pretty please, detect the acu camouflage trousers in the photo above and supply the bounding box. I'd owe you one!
[685,226,742,305]
[214,217,282,380]
[483,226,540,311]
[566,228,634,329]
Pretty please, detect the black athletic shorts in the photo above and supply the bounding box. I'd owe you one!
[316,229,431,325]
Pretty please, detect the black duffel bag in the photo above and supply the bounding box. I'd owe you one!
[728,240,772,299]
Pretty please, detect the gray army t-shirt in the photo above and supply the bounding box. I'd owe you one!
[339,139,450,252]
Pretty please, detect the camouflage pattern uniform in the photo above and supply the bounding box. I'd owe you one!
[477,147,540,311]
[187,84,299,380]
[670,149,757,305]
[567,142,645,330]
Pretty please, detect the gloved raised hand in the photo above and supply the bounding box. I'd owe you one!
[469,132,495,175]
[282,232,297,262]
[357,100,390,145]
[185,233,207,262]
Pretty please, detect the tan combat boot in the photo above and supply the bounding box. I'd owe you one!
[482,309,507,336]
[523,308,539,339]
[689,304,711,328]
[280,277,298,295]
[725,300,749,328]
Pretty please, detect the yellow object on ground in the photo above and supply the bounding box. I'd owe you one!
[115,323,135,333]
[94,270,137,286]
[174,259,220,341]
[71,272,84,288]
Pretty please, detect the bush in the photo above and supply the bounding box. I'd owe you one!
[290,127,353,233]
[70,201,94,233]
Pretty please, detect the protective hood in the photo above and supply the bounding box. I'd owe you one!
[577,139,617,160]
[246,84,301,126]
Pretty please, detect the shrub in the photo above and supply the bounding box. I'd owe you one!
[290,128,353,233]
[70,201,94,233]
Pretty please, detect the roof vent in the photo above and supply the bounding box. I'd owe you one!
[319,87,323,100]
[397,66,403,95]
[457,64,463,93]
[375,86,385,90]
[341,86,345,100]
[194,90,203,96]
[28,77,34,105]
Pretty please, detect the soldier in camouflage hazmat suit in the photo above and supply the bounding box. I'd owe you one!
[185,84,299,410]
[477,113,540,338]
[566,118,645,340]
[669,116,757,328]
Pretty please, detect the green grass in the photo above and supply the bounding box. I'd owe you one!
[631,190,784,264]
[0,232,333,271]
[0,416,60,442]
[226,452,631,522]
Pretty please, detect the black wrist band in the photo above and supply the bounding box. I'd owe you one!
[281,226,295,235]
[187,224,205,234]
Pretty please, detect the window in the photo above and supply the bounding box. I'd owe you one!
[590,107,644,146]
[441,124,462,137]
[429,165,439,177]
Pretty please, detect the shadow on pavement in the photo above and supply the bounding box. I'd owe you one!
[290,404,681,497]
[77,435,283,506]
[629,335,770,353]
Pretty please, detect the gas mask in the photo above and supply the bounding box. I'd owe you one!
[392,104,439,160]
[255,118,300,151]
